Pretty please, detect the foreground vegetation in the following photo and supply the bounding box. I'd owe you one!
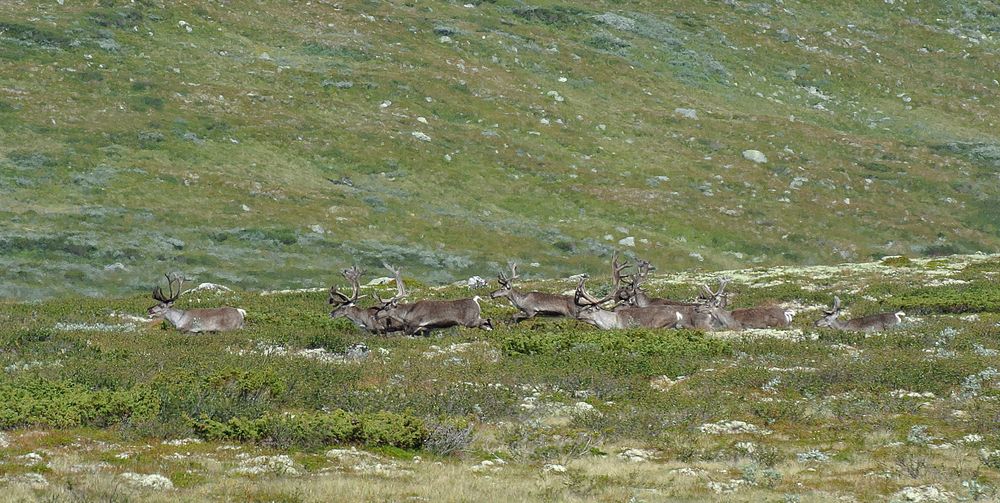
[1,254,998,501]
[2,0,999,298]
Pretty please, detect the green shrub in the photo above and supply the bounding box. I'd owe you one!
[881,255,913,267]
[188,409,426,450]
[892,282,1000,314]
[0,379,160,429]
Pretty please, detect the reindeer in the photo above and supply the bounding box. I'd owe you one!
[815,296,905,332]
[672,280,742,331]
[616,259,702,307]
[375,264,492,335]
[148,274,245,333]
[328,266,401,334]
[574,277,686,329]
[707,281,795,329]
[489,262,585,322]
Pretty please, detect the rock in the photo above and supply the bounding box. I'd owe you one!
[889,485,954,503]
[104,262,127,272]
[698,420,772,435]
[241,204,251,212]
[650,375,686,391]
[412,131,432,142]
[574,401,596,413]
[6,473,48,488]
[618,236,635,247]
[0,432,8,448]
[120,473,174,490]
[258,52,272,61]
[742,149,768,163]
[178,20,192,33]
[619,448,656,462]
[689,252,705,262]
[186,282,232,293]
[345,343,370,361]
[542,463,567,473]
[466,276,487,288]
[17,452,43,465]
[439,35,453,43]
[417,116,428,124]
[231,455,299,476]
[674,108,698,119]
[310,224,325,234]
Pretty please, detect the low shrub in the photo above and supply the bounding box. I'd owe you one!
[188,409,427,450]
[0,379,160,429]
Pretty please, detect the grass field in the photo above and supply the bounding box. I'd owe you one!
[1,254,998,501]
[1,1,999,298]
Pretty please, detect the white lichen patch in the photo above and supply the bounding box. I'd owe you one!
[699,420,772,435]
[619,448,658,463]
[120,472,174,490]
[231,455,300,476]
[54,322,137,333]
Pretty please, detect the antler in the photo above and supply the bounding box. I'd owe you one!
[379,263,407,305]
[610,251,632,291]
[152,273,182,304]
[634,259,654,289]
[825,296,842,315]
[574,276,614,307]
[330,266,364,306]
[498,262,519,285]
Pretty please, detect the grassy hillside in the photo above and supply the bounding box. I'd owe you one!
[1,255,999,501]
[1,0,999,298]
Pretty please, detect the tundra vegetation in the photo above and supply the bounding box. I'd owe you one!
[2,0,1000,299]
[1,254,999,501]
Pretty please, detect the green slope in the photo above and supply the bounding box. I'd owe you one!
[1,0,998,298]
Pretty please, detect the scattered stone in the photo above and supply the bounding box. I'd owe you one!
[258,52,273,61]
[542,463,567,473]
[674,108,698,119]
[890,390,936,399]
[619,448,657,462]
[120,472,174,490]
[707,479,750,494]
[439,35,453,43]
[669,467,706,477]
[742,149,768,163]
[104,262,127,272]
[5,473,48,488]
[231,455,299,476]
[960,434,983,444]
[412,131,432,142]
[0,432,8,448]
[186,282,232,293]
[618,236,635,247]
[17,452,44,465]
[162,438,202,447]
[310,224,326,234]
[699,420,772,435]
[650,375,686,391]
[178,20,192,33]
[889,485,954,503]
[466,276,488,289]
[345,342,370,361]
[796,449,830,463]
[322,80,354,89]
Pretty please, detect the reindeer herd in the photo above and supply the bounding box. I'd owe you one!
[147,253,907,335]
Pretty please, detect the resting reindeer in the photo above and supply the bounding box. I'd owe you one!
[574,277,686,329]
[148,274,245,333]
[616,259,702,308]
[671,279,742,331]
[815,296,905,332]
[329,266,402,334]
[375,264,493,336]
[490,262,587,322]
[710,282,795,329]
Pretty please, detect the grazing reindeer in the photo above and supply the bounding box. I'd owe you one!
[815,296,905,332]
[375,264,493,335]
[148,274,245,333]
[490,262,587,322]
[574,277,685,329]
[328,266,401,334]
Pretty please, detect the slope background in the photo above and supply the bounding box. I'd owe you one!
[1,0,998,299]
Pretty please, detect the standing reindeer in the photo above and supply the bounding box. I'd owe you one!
[328,266,401,334]
[815,296,905,332]
[148,274,245,333]
[375,264,493,336]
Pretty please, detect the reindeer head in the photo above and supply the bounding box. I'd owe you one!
[329,266,364,317]
[148,273,183,318]
[814,296,842,328]
[699,278,730,308]
[490,262,519,299]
